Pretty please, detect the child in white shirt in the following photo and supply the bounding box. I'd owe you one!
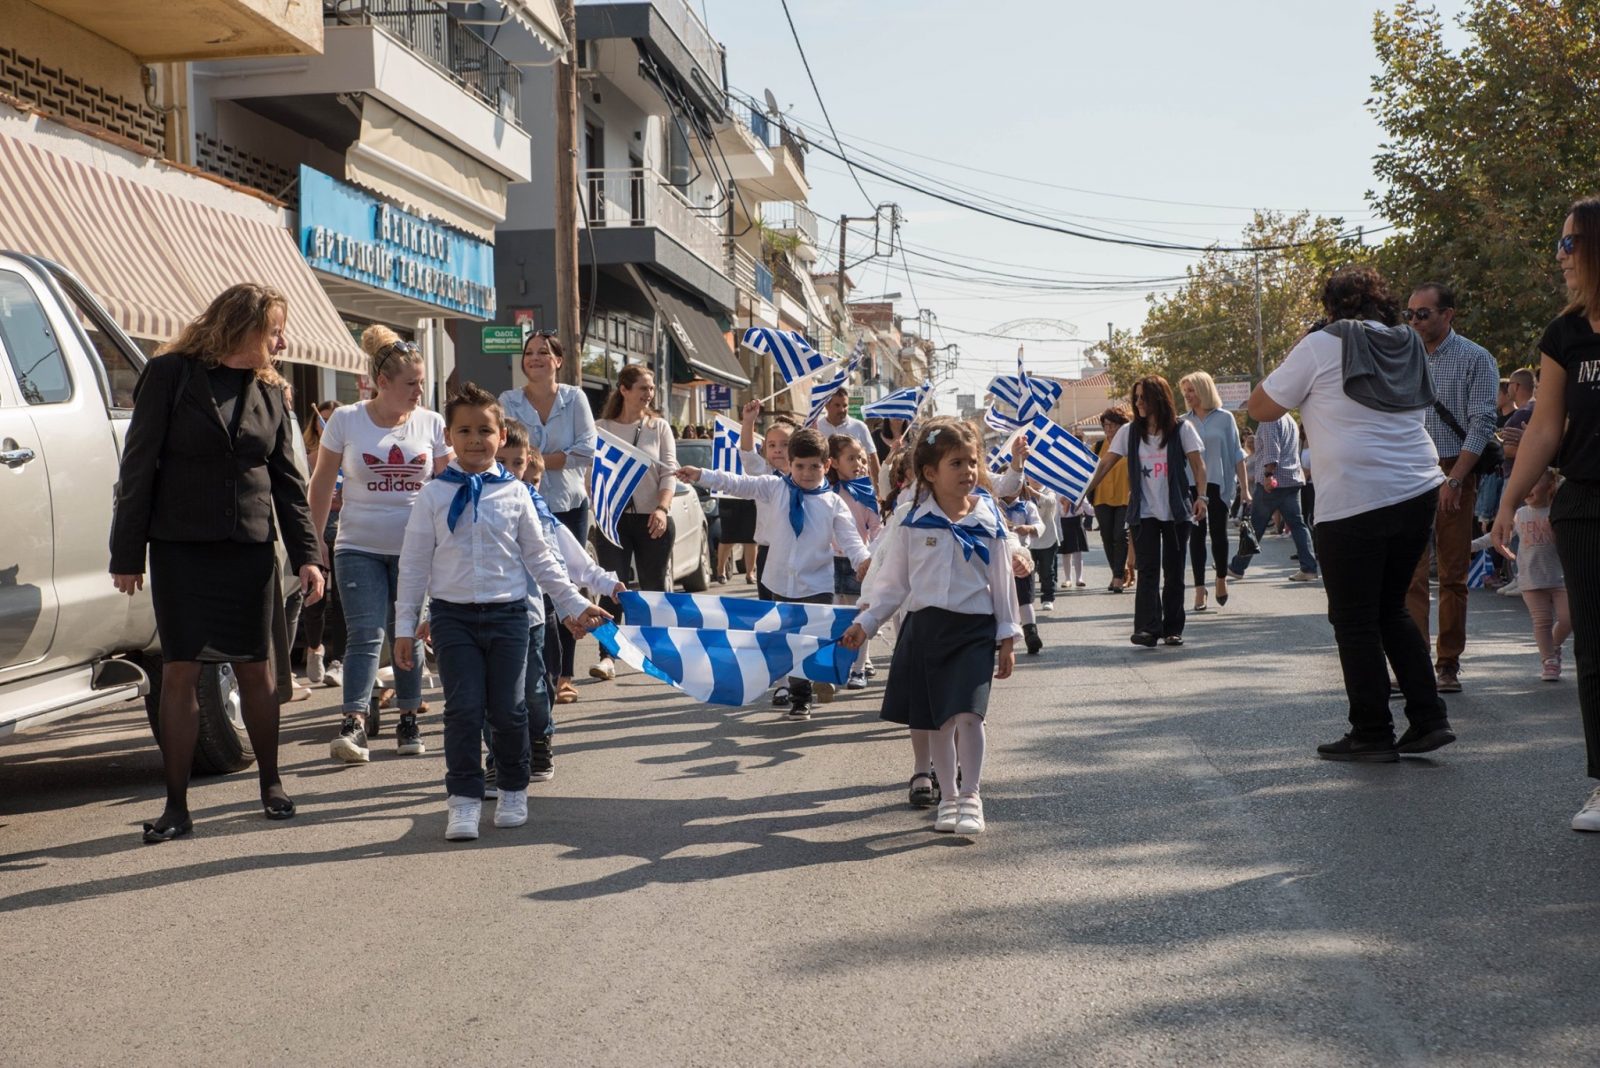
[680,427,870,719]
[843,417,1020,836]
[826,433,883,689]
[1001,489,1044,655]
[395,384,610,842]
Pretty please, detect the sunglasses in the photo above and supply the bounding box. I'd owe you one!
[1558,234,1581,255]
[1401,308,1439,322]
[375,340,420,375]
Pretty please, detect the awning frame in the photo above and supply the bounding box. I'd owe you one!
[630,268,750,389]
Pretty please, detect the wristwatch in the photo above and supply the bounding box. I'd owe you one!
[1446,477,1462,489]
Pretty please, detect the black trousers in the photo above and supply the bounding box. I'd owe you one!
[1552,480,1600,778]
[1094,503,1129,577]
[756,544,773,601]
[1188,483,1231,586]
[1132,519,1187,638]
[552,505,589,675]
[1316,488,1443,741]
[1030,547,1058,602]
[1301,482,1316,529]
[595,511,675,619]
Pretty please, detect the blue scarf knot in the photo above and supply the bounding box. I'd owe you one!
[835,476,879,514]
[904,504,1004,565]
[436,464,517,532]
[781,475,831,537]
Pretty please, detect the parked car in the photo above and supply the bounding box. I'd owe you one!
[0,251,301,773]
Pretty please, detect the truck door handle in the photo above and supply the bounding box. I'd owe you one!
[1,447,37,468]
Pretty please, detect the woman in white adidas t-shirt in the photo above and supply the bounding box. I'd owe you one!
[308,326,451,765]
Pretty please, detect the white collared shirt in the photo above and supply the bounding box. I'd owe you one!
[396,465,591,638]
[738,448,778,545]
[857,494,1021,641]
[522,512,619,623]
[697,469,869,598]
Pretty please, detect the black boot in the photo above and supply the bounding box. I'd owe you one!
[1023,623,1042,655]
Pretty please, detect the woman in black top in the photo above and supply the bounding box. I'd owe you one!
[110,284,324,843]
[1494,196,1600,832]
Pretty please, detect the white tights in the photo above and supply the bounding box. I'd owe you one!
[1522,587,1572,661]
[911,713,985,799]
[1064,551,1084,585]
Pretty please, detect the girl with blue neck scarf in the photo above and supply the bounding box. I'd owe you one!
[827,433,884,689]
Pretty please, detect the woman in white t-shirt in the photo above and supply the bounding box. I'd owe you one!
[1250,266,1449,763]
[1083,375,1207,647]
[308,326,451,764]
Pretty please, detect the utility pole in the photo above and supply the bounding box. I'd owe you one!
[1251,252,1266,382]
[553,0,580,385]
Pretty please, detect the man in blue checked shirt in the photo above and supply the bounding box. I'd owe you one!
[1403,282,1499,695]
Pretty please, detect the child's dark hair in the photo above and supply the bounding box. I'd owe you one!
[502,418,530,450]
[911,417,982,504]
[786,427,826,462]
[444,381,503,427]
[825,433,861,485]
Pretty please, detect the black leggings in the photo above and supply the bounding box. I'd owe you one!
[553,505,589,676]
[1094,503,1128,577]
[595,511,676,619]
[1189,483,1230,586]
[1552,480,1600,778]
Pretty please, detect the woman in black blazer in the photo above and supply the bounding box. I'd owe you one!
[110,284,325,843]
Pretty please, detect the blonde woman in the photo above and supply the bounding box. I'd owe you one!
[110,284,325,841]
[308,326,451,764]
[1179,371,1249,610]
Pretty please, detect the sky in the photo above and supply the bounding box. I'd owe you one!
[701,0,1472,412]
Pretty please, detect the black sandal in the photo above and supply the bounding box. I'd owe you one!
[262,795,297,821]
[908,773,936,809]
[141,815,193,844]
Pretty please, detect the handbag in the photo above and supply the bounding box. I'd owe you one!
[1237,519,1261,557]
[1431,401,1504,478]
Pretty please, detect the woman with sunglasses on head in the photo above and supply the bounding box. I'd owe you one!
[309,326,451,764]
[1494,198,1600,831]
[498,332,597,705]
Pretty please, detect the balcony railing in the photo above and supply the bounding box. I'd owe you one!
[747,106,775,148]
[761,201,817,246]
[326,0,521,121]
[648,0,725,94]
[727,245,776,304]
[582,167,727,272]
[780,124,806,177]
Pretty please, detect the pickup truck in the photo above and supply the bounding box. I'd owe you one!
[0,251,289,774]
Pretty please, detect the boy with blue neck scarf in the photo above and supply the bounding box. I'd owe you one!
[395,384,610,841]
[679,427,871,719]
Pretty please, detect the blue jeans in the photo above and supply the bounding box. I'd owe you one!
[485,619,552,773]
[334,549,422,715]
[431,600,530,798]
[1229,483,1318,575]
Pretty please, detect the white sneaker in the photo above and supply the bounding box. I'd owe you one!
[1573,786,1600,832]
[322,659,343,689]
[863,658,876,677]
[1040,601,1054,612]
[933,799,960,833]
[290,683,313,703]
[1289,571,1319,582]
[845,671,867,690]
[954,796,986,835]
[589,656,616,681]
[305,648,325,685]
[445,796,481,841]
[494,788,528,828]
[1498,579,1522,597]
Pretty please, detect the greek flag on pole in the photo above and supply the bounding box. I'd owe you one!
[743,327,828,386]
[593,592,858,706]
[1021,415,1097,504]
[988,374,1063,424]
[863,381,930,421]
[805,338,866,426]
[710,415,744,498]
[984,403,1022,433]
[1467,549,1494,589]
[986,441,1013,474]
[592,428,652,547]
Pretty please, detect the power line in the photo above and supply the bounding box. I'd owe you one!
[776,0,873,210]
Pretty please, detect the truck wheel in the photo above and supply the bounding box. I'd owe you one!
[681,523,712,593]
[142,657,255,776]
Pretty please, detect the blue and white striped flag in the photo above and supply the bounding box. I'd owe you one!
[592,428,653,547]
[710,415,745,499]
[594,592,858,706]
[984,403,1022,433]
[863,380,930,421]
[742,327,828,386]
[1021,415,1097,504]
[988,374,1063,424]
[1467,549,1494,589]
[804,338,866,427]
[986,441,1013,474]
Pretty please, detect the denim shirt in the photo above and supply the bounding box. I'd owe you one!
[1182,408,1245,501]
[498,384,596,512]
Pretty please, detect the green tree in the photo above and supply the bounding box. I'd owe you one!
[1369,0,1600,365]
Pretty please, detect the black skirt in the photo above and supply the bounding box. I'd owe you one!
[1059,516,1089,554]
[149,539,275,662]
[718,497,758,544]
[880,607,997,730]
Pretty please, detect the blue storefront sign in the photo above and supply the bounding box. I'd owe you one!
[297,165,496,319]
[704,384,732,410]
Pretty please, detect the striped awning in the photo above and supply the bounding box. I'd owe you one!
[0,130,364,374]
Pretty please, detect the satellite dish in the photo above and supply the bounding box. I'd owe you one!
[763,88,779,115]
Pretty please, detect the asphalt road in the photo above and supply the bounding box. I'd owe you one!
[4,533,1600,1067]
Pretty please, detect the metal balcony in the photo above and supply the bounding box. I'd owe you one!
[761,201,817,246]
[582,167,728,273]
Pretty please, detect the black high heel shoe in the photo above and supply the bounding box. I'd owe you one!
[141,814,194,844]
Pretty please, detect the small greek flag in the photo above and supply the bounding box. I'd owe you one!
[986,441,1013,474]
[1467,549,1494,589]
[710,415,745,498]
[592,429,653,548]
[984,403,1022,433]
[863,381,930,422]
[743,327,828,386]
[804,338,865,427]
[594,592,858,706]
[1021,415,1097,504]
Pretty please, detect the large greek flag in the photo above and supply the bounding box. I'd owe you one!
[1021,415,1097,504]
[742,327,828,386]
[594,592,858,706]
[862,380,930,421]
[592,429,653,547]
[805,338,866,427]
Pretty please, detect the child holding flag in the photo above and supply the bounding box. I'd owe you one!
[679,428,871,719]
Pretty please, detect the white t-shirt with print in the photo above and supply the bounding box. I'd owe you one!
[1261,327,1442,524]
[321,402,450,556]
[1108,421,1203,522]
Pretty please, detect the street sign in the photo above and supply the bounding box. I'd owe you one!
[1214,375,1252,411]
[482,325,524,356]
[705,384,732,410]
